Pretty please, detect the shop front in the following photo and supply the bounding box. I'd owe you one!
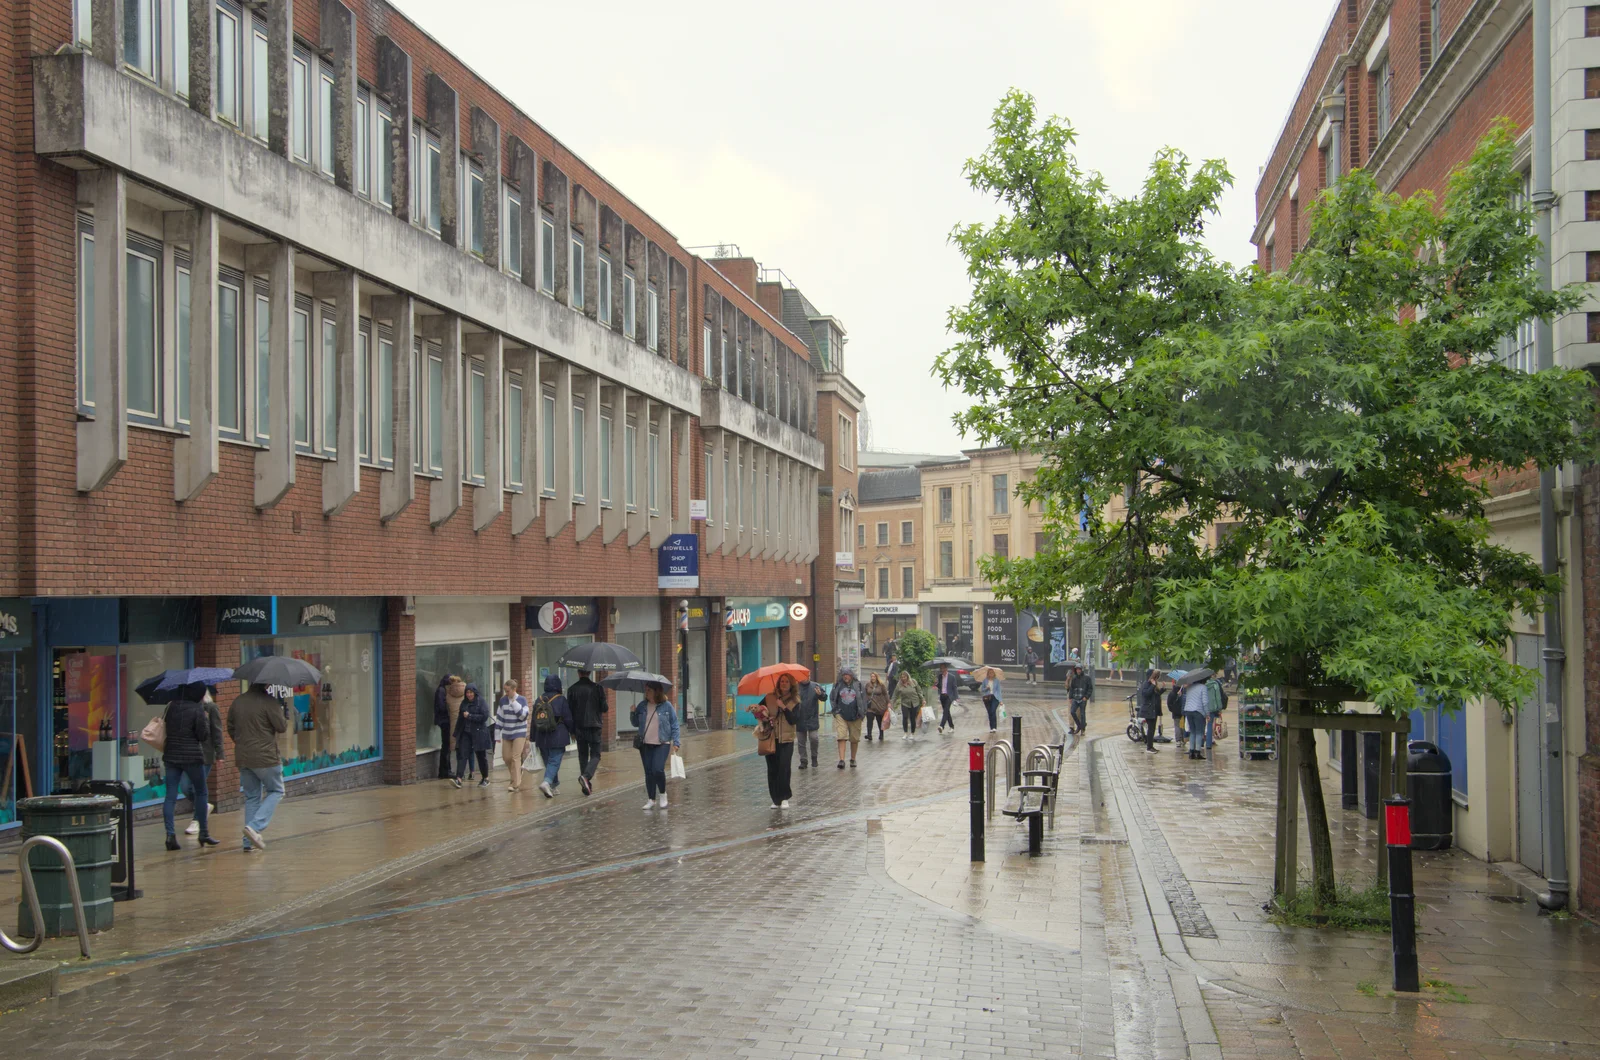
[864,603,918,658]
[0,600,38,827]
[675,599,710,722]
[612,598,662,734]
[227,597,385,779]
[726,598,792,724]
[412,597,515,771]
[835,587,865,679]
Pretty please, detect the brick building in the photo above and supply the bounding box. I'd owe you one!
[0,0,832,824]
[1255,0,1595,914]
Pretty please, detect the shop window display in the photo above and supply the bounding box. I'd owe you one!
[241,634,379,776]
[0,653,38,826]
[415,641,492,752]
[53,642,189,806]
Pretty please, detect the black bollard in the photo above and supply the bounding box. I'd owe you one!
[969,739,985,862]
[1011,714,1023,787]
[1385,798,1419,992]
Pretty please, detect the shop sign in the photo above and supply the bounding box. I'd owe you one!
[865,603,918,616]
[725,598,789,631]
[834,551,855,570]
[789,602,808,622]
[982,603,1019,667]
[277,597,387,636]
[299,603,338,627]
[689,499,708,521]
[216,596,276,635]
[658,533,700,590]
[681,599,711,630]
[0,599,32,650]
[527,598,600,637]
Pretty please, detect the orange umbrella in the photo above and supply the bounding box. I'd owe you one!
[736,663,811,697]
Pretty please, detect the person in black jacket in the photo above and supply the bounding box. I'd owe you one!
[179,691,224,835]
[162,685,218,849]
[1166,679,1186,744]
[565,669,607,796]
[1136,670,1164,753]
[451,684,493,788]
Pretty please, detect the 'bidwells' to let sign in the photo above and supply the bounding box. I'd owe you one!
[658,533,700,590]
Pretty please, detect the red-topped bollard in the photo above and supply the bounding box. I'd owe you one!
[969,739,986,862]
[1385,798,1419,992]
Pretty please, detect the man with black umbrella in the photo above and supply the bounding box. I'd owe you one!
[228,683,290,850]
[566,669,607,795]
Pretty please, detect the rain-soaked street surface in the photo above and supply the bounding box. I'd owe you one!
[4,693,1600,1058]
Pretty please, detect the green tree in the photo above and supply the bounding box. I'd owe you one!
[938,93,1598,903]
[894,628,938,687]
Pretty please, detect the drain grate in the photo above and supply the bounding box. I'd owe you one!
[1079,835,1128,845]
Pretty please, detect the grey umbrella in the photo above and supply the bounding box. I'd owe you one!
[1177,667,1214,687]
[234,655,322,688]
[600,670,673,692]
[557,642,643,673]
[927,657,972,670]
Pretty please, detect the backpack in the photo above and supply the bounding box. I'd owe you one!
[531,694,560,734]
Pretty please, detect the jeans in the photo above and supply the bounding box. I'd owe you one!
[163,762,209,837]
[1186,712,1207,753]
[576,730,603,781]
[179,762,213,817]
[1070,698,1087,733]
[541,744,565,788]
[797,731,820,766]
[983,697,999,730]
[938,695,954,730]
[765,742,794,804]
[502,737,529,790]
[239,766,285,845]
[639,742,669,799]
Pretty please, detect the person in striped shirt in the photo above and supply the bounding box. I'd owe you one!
[495,680,531,793]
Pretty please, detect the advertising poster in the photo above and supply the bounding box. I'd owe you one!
[65,654,120,752]
[981,604,1018,667]
[1043,608,1070,683]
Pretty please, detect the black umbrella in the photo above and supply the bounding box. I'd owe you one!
[600,670,673,692]
[1177,667,1215,687]
[234,655,322,688]
[557,642,643,673]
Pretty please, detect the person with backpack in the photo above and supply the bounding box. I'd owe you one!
[531,675,573,798]
[1067,663,1094,735]
[451,684,492,788]
[1203,673,1228,756]
[496,679,531,793]
[632,680,681,810]
[832,669,864,769]
[565,669,607,796]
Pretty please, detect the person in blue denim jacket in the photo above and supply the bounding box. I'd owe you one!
[631,682,681,810]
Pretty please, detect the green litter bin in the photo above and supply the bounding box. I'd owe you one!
[16,795,118,937]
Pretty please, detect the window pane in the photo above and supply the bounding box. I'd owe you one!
[357,329,370,460]
[377,109,393,206]
[902,567,913,598]
[256,294,270,439]
[540,219,555,293]
[78,231,95,407]
[428,356,444,472]
[319,75,334,175]
[541,392,556,491]
[218,282,240,432]
[623,274,635,339]
[647,287,659,351]
[599,414,612,501]
[291,57,309,161]
[427,142,441,233]
[598,257,611,325]
[75,0,91,45]
[216,7,240,125]
[354,94,369,197]
[293,309,310,444]
[572,402,585,497]
[506,381,523,486]
[469,171,484,255]
[469,368,485,479]
[322,317,337,452]
[173,0,189,95]
[625,424,637,507]
[175,266,190,423]
[570,238,584,308]
[123,0,154,75]
[126,251,158,418]
[252,33,269,140]
[648,430,659,510]
[505,192,521,275]
[378,338,394,462]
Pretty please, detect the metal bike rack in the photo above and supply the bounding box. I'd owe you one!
[985,741,1014,818]
[1,835,93,959]
[1023,745,1063,829]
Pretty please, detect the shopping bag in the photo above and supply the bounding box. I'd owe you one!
[140,714,167,752]
[522,743,540,771]
[998,705,1007,722]
[668,753,686,780]
[919,705,935,725]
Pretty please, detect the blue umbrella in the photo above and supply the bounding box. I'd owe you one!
[134,667,236,705]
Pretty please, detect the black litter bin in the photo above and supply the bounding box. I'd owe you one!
[16,794,118,937]
[1406,741,1454,851]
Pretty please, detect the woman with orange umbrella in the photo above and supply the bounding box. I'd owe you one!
[752,673,800,808]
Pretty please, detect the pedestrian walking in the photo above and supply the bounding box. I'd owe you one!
[832,669,864,769]
[228,684,290,850]
[179,690,223,836]
[434,674,465,780]
[979,669,1003,732]
[1025,648,1039,685]
[531,675,573,797]
[1182,679,1210,759]
[893,671,925,739]
[1068,663,1094,735]
[1135,670,1163,753]
[794,671,827,769]
[754,674,799,808]
[934,663,958,734]
[496,679,532,793]
[863,672,891,741]
[451,683,492,788]
[632,681,681,809]
[162,684,217,849]
[566,668,607,796]
[884,637,897,671]
[1204,674,1228,755]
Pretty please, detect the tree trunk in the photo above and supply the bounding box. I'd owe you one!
[1296,726,1337,909]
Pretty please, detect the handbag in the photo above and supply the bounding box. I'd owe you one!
[755,721,776,756]
[1212,717,1229,740]
[668,753,686,780]
[140,713,167,752]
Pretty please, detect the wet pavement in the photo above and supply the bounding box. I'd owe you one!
[2,692,1598,1058]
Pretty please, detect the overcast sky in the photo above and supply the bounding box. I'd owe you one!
[397,0,1335,455]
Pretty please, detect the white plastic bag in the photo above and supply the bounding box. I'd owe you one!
[998,705,1008,722]
[920,705,935,725]
[522,744,540,771]
[668,753,686,780]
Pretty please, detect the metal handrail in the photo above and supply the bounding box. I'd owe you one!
[1,836,92,959]
[986,741,1014,818]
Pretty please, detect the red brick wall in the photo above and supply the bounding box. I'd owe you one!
[381,596,416,784]
[193,598,243,810]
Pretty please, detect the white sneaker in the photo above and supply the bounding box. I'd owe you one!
[208,803,216,815]
[780,799,792,808]
[643,799,657,810]
[539,781,554,798]
[185,820,200,836]
[242,825,264,850]
[772,802,782,809]
[658,795,668,809]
